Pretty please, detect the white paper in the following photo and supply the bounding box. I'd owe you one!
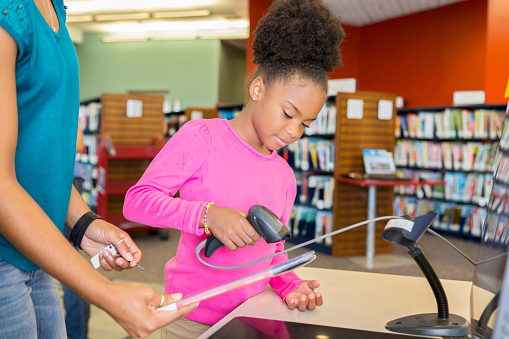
[396,96,404,108]
[453,90,485,106]
[378,100,393,120]
[346,99,363,119]
[190,110,204,120]
[327,78,356,96]
[126,99,143,118]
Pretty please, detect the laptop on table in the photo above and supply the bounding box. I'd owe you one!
[361,149,400,180]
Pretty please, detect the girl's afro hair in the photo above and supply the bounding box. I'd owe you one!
[252,0,345,89]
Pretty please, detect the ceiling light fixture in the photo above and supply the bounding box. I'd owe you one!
[65,0,215,14]
[95,13,151,22]
[152,10,211,19]
[66,15,94,23]
[150,36,197,41]
[198,34,249,40]
[102,36,149,42]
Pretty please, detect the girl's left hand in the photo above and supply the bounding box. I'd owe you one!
[285,280,323,311]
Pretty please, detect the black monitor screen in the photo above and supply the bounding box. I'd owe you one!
[208,316,435,339]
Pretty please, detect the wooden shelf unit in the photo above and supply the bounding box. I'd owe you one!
[100,93,165,146]
[96,93,167,236]
[332,91,397,257]
[96,135,164,232]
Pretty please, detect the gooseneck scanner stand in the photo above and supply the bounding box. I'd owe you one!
[382,213,469,337]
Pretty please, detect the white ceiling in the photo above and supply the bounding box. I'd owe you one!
[64,0,465,41]
[326,0,465,27]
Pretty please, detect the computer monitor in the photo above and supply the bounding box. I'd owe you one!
[471,108,509,339]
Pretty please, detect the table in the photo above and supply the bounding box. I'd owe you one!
[337,177,445,269]
[198,267,472,338]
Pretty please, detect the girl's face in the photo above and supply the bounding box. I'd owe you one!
[251,76,326,152]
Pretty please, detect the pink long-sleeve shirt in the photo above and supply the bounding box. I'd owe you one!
[123,118,304,324]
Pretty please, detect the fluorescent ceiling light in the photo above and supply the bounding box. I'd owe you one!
[67,15,94,22]
[103,19,248,33]
[66,0,214,14]
[95,13,151,21]
[198,34,249,40]
[102,36,149,42]
[150,36,197,41]
[152,10,211,19]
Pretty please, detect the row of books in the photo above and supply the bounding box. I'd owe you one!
[295,174,335,210]
[303,101,337,136]
[500,117,509,150]
[217,108,241,120]
[489,182,509,216]
[76,134,100,165]
[164,113,187,138]
[494,152,509,184]
[493,108,508,185]
[443,171,493,205]
[74,161,98,209]
[482,212,509,246]
[393,196,488,240]
[396,108,505,140]
[79,102,102,132]
[395,169,493,206]
[279,138,335,173]
[394,169,444,199]
[395,139,498,172]
[481,110,509,245]
[288,205,333,246]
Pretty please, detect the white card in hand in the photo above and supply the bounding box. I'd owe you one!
[90,244,117,269]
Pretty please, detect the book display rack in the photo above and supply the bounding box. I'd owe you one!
[394,104,507,241]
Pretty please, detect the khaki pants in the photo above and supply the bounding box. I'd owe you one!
[161,318,212,339]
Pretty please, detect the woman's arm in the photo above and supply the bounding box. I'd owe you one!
[0,26,194,338]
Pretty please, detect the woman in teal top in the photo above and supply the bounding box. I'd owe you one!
[0,0,195,337]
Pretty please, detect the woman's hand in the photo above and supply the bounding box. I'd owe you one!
[99,283,197,339]
[80,219,142,271]
[285,280,323,311]
[205,205,261,251]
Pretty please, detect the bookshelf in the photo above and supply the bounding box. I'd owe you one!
[394,103,507,241]
[164,110,186,141]
[483,105,509,247]
[78,93,170,239]
[279,92,398,258]
[333,91,396,258]
[217,103,244,120]
[95,135,168,238]
[278,97,336,254]
[77,99,102,210]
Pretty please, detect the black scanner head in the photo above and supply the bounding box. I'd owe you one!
[247,205,291,243]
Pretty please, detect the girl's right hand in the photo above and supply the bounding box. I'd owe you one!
[205,205,261,251]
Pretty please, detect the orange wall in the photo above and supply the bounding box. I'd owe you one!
[247,0,506,107]
[485,0,509,102]
[329,25,362,80]
[359,0,488,107]
[246,0,273,78]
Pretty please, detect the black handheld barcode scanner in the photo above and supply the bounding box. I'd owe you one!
[203,205,291,258]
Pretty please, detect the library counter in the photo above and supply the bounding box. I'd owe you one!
[198,267,472,338]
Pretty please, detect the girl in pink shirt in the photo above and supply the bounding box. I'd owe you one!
[123,0,345,337]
